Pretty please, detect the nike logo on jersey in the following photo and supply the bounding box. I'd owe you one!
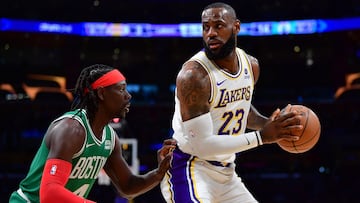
[216,79,227,86]
[86,143,96,148]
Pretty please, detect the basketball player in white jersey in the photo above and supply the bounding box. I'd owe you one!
[160,2,303,203]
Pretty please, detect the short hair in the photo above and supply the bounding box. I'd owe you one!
[203,2,237,20]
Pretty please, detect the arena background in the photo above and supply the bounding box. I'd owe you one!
[1,0,359,202]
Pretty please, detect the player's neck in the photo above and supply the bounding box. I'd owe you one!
[90,114,109,139]
[214,52,238,74]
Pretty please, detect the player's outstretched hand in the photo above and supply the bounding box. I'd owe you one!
[260,104,303,144]
[156,139,177,176]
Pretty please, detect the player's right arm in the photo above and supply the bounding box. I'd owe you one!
[176,61,303,159]
[40,118,95,203]
[177,61,211,121]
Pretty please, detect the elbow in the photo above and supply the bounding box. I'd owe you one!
[114,178,140,200]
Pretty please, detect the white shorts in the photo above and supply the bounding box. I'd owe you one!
[160,148,258,203]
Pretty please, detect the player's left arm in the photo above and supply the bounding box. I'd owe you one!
[104,136,175,200]
[246,54,268,130]
[40,118,95,203]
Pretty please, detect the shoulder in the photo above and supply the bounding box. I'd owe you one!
[176,60,212,120]
[179,60,208,79]
[48,118,85,143]
[177,60,210,92]
[246,54,259,67]
[245,53,260,84]
[42,116,86,161]
[237,48,259,70]
[45,117,86,156]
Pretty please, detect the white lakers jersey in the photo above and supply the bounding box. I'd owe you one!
[172,47,255,163]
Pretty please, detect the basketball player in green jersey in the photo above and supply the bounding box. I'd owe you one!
[9,64,177,203]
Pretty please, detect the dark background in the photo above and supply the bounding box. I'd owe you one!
[1,0,360,202]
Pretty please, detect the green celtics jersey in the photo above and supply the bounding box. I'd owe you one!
[12,109,116,202]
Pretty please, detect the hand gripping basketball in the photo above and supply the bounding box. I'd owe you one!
[277,105,321,153]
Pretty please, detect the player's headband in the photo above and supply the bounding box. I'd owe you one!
[91,69,125,89]
[85,69,125,93]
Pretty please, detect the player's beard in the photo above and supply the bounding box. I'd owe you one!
[203,32,236,60]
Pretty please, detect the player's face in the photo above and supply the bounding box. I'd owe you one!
[203,32,236,60]
[201,7,237,60]
[104,81,132,119]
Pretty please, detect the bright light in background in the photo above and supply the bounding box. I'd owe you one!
[1,17,360,37]
[293,45,301,53]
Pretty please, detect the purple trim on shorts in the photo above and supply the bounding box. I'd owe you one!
[167,147,200,203]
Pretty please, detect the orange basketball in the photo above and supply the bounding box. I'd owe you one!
[277,105,321,153]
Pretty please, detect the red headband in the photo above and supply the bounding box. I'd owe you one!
[91,69,125,89]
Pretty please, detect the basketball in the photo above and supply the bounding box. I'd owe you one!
[277,105,321,153]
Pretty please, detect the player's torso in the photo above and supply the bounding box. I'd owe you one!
[190,48,255,161]
[17,109,116,201]
[201,48,254,135]
[62,110,116,198]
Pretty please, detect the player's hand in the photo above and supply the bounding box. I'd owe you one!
[277,104,293,116]
[272,104,293,120]
[156,139,177,176]
[260,105,303,144]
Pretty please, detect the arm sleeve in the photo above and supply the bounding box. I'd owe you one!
[182,112,262,159]
[40,158,96,203]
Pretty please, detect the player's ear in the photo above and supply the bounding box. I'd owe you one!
[96,87,106,101]
[234,19,240,33]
